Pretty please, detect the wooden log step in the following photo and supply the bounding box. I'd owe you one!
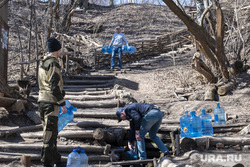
[63,83,114,89]
[64,87,111,92]
[67,75,116,80]
[0,152,114,162]
[31,95,115,101]
[213,127,244,133]
[64,80,115,85]
[74,110,117,118]
[20,130,94,139]
[0,143,110,154]
[70,99,119,108]
[65,90,110,96]
[65,95,115,101]
[195,136,250,146]
[0,124,43,138]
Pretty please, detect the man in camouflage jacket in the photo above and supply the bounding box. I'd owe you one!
[38,37,67,167]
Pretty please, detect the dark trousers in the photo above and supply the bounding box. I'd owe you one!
[39,102,61,165]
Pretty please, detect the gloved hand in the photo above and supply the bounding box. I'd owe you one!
[135,130,142,141]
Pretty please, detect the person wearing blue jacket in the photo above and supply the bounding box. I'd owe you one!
[109,26,129,70]
[116,103,170,160]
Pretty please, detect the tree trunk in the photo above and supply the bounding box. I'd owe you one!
[162,0,229,81]
[217,81,235,95]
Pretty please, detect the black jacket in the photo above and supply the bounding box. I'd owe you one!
[124,103,154,142]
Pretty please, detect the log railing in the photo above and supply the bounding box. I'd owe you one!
[93,28,191,69]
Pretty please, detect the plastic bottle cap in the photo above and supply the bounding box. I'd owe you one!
[190,111,196,116]
[185,110,188,114]
[81,150,85,154]
[72,149,78,152]
[202,109,205,114]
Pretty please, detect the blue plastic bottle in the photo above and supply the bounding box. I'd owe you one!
[58,100,77,132]
[189,111,202,137]
[127,46,136,53]
[199,109,213,136]
[180,110,191,138]
[213,103,226,125]
[80,150,88,167]
[122,45,128,53]
[67,149,81,167]
[125,150,138,160]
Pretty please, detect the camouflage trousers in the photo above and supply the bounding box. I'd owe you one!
[39,102,61,165]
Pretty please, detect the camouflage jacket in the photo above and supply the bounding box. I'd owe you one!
[38,53,65,106]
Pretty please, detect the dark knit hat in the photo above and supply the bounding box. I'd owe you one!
[116,107,124,122]
[47,37,61,52]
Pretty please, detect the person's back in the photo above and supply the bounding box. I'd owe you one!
[38,53,64,104]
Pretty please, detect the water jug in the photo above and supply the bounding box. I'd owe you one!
[122,45,128,53]
[127,46,136,53]
[125,150,138,160]
[58,100,77,132]
[199,109,213,136]
[180,110,191,138]
[189,111,202,137]
[80,150,88,167]
[213,103,226,125]
[67,149,80,167]
[101,45,112,54]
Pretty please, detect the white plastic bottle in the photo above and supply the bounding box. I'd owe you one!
[67,149,80,167]
[80,150,88,167]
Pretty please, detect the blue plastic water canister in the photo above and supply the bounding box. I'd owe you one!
[58,100,77,132]
[189,111,202,137]
[79,150,88,167]
[199,109,213,136]
[101,45,108,53]
[213,103,226,125]
[67,149,81,167]
[125,150,138,160]
[127,46,136,53]
[122,45,128,53]
[180,110,191,138]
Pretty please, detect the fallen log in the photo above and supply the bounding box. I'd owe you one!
[217,81,235,96]
[195,136,250,146]
[93,128,125,145]
[0,97,27,108]
[21,130,94,139]
[69,99,119,108]
[0,143,111,154]
[93,128,116,143]
[204,84,216,101]
[0,124,43,138]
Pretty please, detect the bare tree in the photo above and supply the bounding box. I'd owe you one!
[162,0,229,82]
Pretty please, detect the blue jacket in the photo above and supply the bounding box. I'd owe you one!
[124,103,154,142]
[109,33,129,47]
